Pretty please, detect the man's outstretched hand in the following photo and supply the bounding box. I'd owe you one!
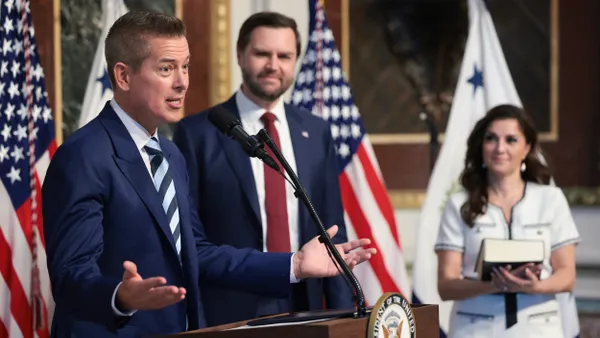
[292,225,376,280]
[116,261,186,312]
[116,226,375,311]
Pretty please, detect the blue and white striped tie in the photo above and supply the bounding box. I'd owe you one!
[145,137,181,255]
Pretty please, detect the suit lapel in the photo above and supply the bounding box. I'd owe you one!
[219,97,262,228]
[99,105,178,256]
[286,105,314,238]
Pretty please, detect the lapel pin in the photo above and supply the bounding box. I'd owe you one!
[301,131,309,138]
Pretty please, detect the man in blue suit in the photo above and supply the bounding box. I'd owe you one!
[42,11,375,338]
[172,12,355,327]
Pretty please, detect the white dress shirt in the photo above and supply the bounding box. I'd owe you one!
[111,99,158,175]
[235,89,300,252]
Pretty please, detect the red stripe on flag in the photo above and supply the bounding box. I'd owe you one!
[0,319,8,338]
[5,190,50,336]
[339,172,401,295]
[0,230,33,338]
[47,140,57,158]
[15,199,33,251]
[355,144,401,249]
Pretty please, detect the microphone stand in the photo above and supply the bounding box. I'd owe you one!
[256,129,368,318]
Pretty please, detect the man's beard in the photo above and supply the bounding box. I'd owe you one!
[242,68,290,102]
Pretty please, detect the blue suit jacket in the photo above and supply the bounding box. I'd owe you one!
[42,103,292,338]
[172,94,354,327]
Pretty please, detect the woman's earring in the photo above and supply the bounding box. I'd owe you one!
[521,162,526,172]
[482,163,486,169]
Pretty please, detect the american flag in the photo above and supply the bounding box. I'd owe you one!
[0,1,56,337]
[290,0,410,304]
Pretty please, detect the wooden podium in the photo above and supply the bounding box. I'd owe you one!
[157,304,439,338]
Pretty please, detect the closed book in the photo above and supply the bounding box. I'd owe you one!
[475,238,544,281]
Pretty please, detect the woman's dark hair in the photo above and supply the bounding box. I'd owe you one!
[460,104,551,227]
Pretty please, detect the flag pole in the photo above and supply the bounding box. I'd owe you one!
[419,110,439,174]
[53,0,63,145]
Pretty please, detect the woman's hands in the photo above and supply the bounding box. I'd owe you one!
[491,263,543,293]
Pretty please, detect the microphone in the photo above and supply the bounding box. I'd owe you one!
[256,129,368,318]
[208,106,280,172]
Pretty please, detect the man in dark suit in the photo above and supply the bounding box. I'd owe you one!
[172,11,355,327]
[42,11,374,338]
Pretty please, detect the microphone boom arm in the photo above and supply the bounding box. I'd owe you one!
[256,129,368,318]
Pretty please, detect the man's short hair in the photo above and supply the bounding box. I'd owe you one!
[236,11,301,58]
[105,10,186,86]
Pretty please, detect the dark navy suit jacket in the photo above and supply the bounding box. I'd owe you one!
[42,103,292,337]
[172,94,354,327]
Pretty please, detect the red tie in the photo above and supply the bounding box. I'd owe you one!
[261,112,290,252]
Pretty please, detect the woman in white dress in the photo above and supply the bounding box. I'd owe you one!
[435,105,581,338]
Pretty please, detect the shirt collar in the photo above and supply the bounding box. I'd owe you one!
[235,88,286,124]
[110,99,159,151]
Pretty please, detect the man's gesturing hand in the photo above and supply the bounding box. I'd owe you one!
[116,261,186,312]
[293,225,376,280]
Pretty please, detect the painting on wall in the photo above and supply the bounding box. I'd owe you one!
[348,0,558,143]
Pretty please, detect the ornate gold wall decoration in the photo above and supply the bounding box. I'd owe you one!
[53,0,63,144]
[175,0,182,19]
[389,190,426,210]
[209,0,231,107]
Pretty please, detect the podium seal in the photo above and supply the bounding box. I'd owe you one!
[367,292,416,338]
